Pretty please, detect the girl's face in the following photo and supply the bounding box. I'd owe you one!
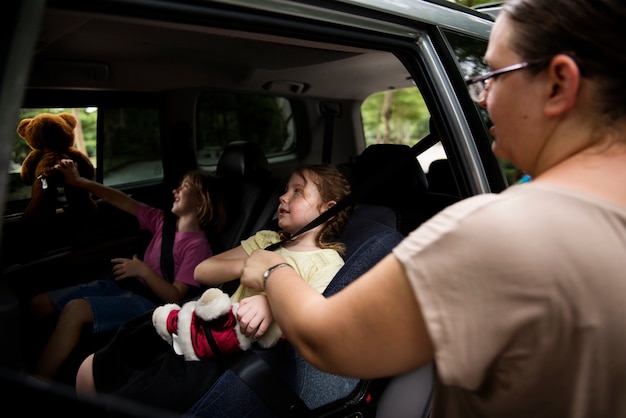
[172,177,200,217]
[277,170,334,234]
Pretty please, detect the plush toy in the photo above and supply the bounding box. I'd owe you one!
[17,112,97,224]
[152,288,283,361]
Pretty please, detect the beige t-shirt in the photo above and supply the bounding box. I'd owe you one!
[393,183,626,417]
[230,230,344,302]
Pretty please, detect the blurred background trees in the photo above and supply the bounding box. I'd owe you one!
[451,0,498,7]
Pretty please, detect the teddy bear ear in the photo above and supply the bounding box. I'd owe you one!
[59,113,78,129]
[17,119,32,139]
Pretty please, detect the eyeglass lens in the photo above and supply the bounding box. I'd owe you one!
[468,81,486,102]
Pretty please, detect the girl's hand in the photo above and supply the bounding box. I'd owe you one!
[53,159,81,186]
[237,295,274,339]
[111,255,146,281]
[241,250,287,291]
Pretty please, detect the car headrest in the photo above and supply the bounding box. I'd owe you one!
[216,141,271,180]
[351,144,428,208]
[427,158,457,196]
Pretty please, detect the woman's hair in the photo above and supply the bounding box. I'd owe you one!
[183,170,227,234]
[503,0,626,121]
[280,164,351,256]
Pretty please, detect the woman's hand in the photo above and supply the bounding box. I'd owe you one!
[111,255,147,281]
[237,295,274,339]
[241,250,287,291]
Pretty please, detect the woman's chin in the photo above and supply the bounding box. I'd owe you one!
[491,141,506,160]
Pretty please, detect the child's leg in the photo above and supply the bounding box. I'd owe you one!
[76,353,97,394]
[28,292,56,319]
[32,298,93,379]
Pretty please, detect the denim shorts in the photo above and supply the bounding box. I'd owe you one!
[47,279,158,334]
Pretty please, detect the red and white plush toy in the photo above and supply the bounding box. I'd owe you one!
[152,288,283,361]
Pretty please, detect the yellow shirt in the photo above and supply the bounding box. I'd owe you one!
[230,230,344,302]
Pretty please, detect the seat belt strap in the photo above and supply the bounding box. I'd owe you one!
[160,208,177,283]
[320,102,340,164]
[264,135,433,252]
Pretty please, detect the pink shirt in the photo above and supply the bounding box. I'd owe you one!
[138,204,211,287]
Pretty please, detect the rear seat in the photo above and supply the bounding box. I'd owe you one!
[427,158,459,197]
[348,143,460,235]
[19,141,283,384]
[213,141,283,252]
[186,217,404,418]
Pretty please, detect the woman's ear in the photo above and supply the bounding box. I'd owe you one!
[544,54,581,117]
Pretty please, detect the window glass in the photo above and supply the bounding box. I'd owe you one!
[444,29,526,185]
[362,86,430,147]
[361,86,444,171]
[5,107,162,216]
[196,92,296,168]
[8,108,97,204]
[99,107,162,186]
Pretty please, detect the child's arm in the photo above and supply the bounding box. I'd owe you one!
[236,294,274,339]
[55,159,139,215]
[194,245,249,286]
[112,255,191,303]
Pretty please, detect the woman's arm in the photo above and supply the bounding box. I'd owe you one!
[56,159,139,215]
[241,250,434,379]
[194,245,249,286]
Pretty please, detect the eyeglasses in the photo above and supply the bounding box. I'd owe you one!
[465,61,532,103]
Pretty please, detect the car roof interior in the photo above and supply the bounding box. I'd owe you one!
[30,8,415,100]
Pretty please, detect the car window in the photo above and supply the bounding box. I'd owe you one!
[362,86,430,148]
[6,107,162,216]
[361,86,446,172]
[99,107,163,186]
[6,92,296,217]
[196,91,296,168]
[8,108,99,205]
[444,29,525,185]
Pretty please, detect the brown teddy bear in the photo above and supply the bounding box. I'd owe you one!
[17,112,97,224]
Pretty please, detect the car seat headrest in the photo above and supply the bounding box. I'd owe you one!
[427,159,457,196]
[351,144,428,208]
[216,141,271,179]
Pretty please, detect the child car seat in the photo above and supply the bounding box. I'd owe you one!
[186,225,405,418]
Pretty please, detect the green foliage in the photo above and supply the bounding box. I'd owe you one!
[362,87,429,147]
[100,108,160,171]
[450,0,499,7]
[196,93,292,155]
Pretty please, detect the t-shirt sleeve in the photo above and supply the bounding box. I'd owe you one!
[136,204,163,235]
[173,233,212,288]
[306,260,343,294]
[289,250,344,294]
[241,230,281,255]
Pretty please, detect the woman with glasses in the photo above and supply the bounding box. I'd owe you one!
[240,0,626,416]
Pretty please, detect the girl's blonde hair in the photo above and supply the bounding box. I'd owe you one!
[183,170,227,234]
[280,164,351,256]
